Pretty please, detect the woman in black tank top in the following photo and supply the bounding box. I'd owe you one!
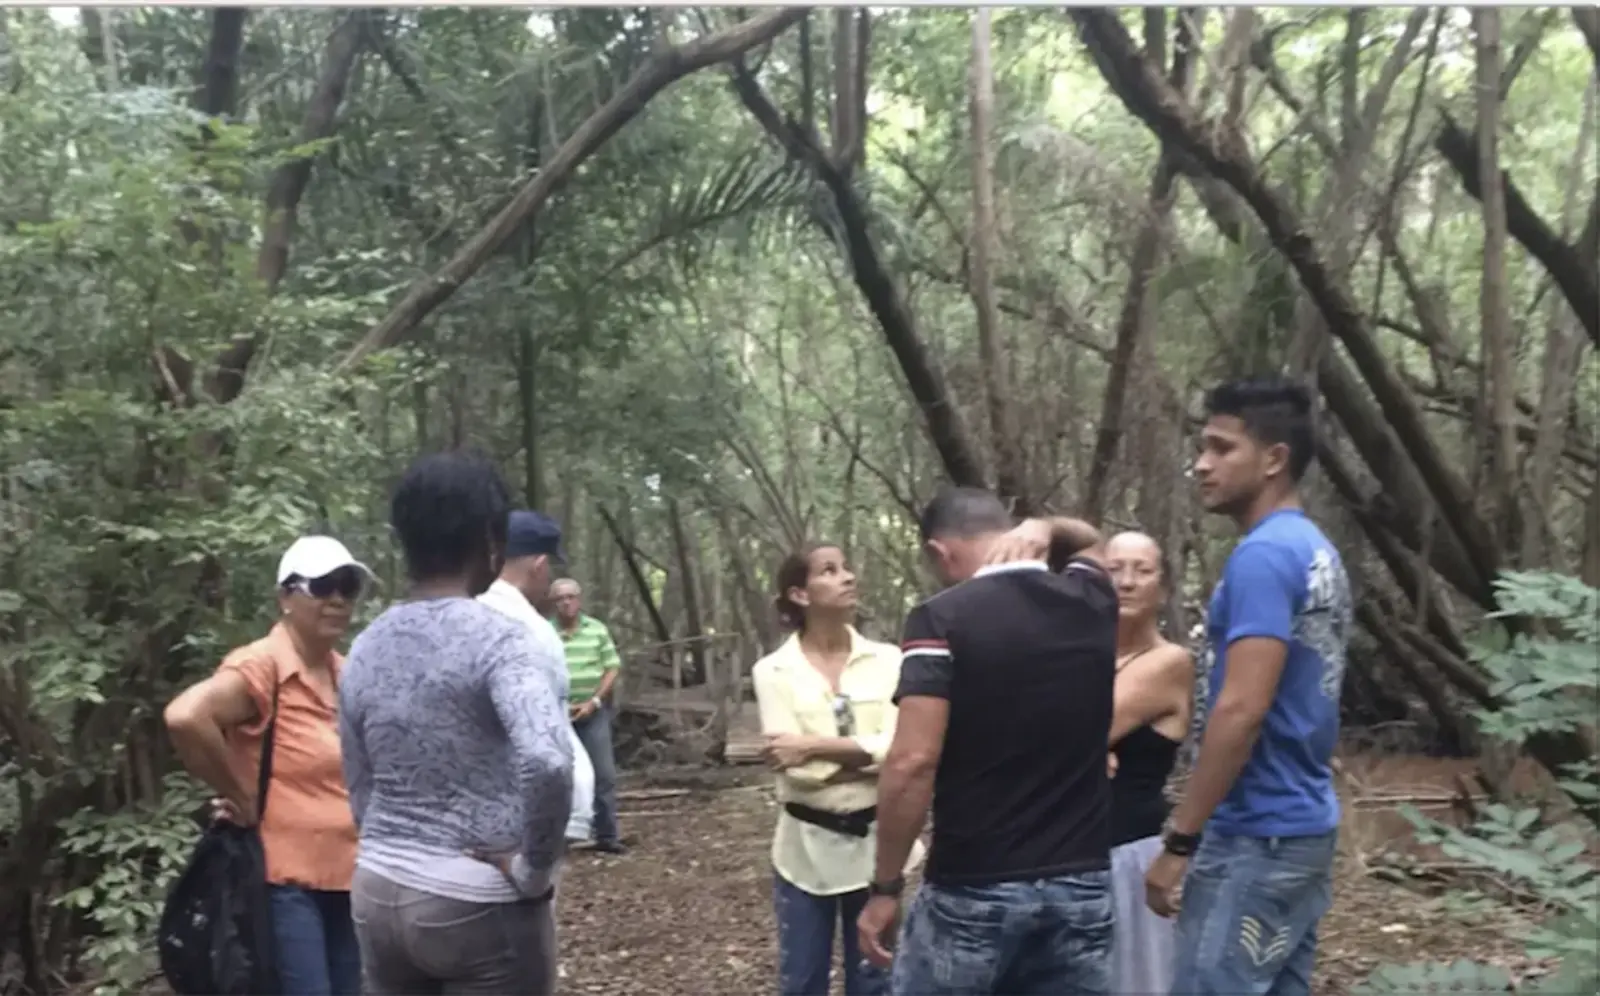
[1104,532,1194,996]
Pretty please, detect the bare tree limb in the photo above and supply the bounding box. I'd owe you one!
[337,7,811,373]
[1435,114,1600,349]
[597,505,674,646]
[1070,9,1501,595]
[728,54,989,491]
[1472,9,1520,549]
[210,10,370,401]
[1498,9,1559,101]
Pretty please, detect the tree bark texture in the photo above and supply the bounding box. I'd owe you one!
[967,9,1026,512]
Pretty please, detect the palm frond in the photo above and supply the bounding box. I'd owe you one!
[583,147,812,288]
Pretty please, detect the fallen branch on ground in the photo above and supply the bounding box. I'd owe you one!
[617,788,695,802]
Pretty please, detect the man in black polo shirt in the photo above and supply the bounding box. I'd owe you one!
[857,488,1118,995]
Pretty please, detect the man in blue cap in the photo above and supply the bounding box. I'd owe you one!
[498,510,567,606]
[478,511,597,852]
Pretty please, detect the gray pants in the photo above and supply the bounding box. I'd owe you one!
[351,867,556,995]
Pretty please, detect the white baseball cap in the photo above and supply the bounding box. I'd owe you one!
[276,536,375,585]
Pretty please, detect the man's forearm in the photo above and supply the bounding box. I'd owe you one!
[594,668,618,702]
[1168,706,1263,834]
[873,762,935,881]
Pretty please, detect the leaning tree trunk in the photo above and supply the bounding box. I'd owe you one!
[1435,117,1600,351]
[1083,8,1200,523]
[597,504,674,647]
[1068,8,1600,821]
[729,51,990,493]
[339,7,809,371]
[209,10,368,402]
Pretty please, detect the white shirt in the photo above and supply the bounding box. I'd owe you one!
[752,628,925,895]
[478,579,596,843]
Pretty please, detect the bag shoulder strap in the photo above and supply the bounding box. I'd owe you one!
[255,677,281,824]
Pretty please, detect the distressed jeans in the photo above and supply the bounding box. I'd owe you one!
[1169,829,1338,996]
[773,872,887,996]
[572,703,620,844]
[890,870,1113,996]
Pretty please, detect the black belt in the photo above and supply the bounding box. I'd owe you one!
[785,802,877,839]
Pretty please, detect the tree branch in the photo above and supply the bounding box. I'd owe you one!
[728,55,989,491]
[337,6,811,373]
[1070,9,1501,594]
[210,9,370,401]
[1435,113,1600,349]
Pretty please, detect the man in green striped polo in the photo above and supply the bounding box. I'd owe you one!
[551,578,626,854]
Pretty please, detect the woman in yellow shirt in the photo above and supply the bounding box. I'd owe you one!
[753,543,915,996]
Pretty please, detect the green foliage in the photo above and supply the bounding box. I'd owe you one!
[1362,571,1600,994]
[1,29,401,989]
[1474,571,1600,797]
[4,3,1598,989]
[56,775,209,993]
[1355,958,1514,994]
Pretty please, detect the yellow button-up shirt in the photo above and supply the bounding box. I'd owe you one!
[752,628,923,896]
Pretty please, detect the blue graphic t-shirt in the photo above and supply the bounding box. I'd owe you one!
[1203,508,1350,837]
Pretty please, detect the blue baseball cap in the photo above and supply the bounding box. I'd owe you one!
[505,510,566,563]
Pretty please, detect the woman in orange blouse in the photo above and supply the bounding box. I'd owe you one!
[164,536,371,996]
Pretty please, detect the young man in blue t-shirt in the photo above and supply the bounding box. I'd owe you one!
[1146,377,1351,996]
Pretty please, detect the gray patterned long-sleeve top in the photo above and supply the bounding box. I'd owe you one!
[338,597,574,903]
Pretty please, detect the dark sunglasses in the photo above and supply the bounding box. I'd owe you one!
[832,695,855,737]
[283,567,364,601]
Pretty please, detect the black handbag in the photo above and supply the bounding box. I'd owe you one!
[158,681,283,995]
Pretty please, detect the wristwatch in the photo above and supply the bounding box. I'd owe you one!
[868,877,905,898]
[1161,827,1202,857]
[588,697,602,710]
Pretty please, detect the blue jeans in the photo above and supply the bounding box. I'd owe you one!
[891,871,1112,995]
[773,873,887,995]
[573,704,619,844]
[270,885,361,996]
[1170,829,1337,996]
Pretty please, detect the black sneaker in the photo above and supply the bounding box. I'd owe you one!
[593,840,628,855]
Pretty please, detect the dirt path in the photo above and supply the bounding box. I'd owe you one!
[554,766,1535,995]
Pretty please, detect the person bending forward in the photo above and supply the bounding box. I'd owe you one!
[858,489,1119,996]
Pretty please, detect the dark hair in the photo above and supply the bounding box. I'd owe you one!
[917,487,1014,543]
[773,542,841,632]
[390,451,510,581]
[1203,377,1316,481]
